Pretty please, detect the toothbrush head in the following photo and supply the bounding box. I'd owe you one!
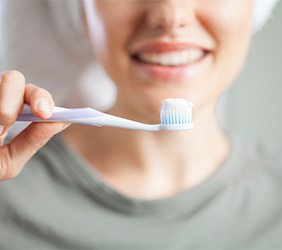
[160,98,194,131]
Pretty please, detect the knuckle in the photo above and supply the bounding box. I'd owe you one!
[4,167,20,180]
[0,108,15,125]
[27,84,52,101]
[1,70,25,84]
[26,84,53,109]
[37,88,52,100]
[0,162,8,180]
[37,123,57,139]
[25,83,37,95]
[0,149,19,181]
[0,132,8,145]
[25,124,55,148]
[23,132,41,149]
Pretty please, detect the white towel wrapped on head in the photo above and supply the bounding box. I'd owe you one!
[253,0,279,32]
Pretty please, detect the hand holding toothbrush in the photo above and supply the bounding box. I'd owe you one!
[0,70,193,181]
[0,70,70,181]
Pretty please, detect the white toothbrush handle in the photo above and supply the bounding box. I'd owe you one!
[17,104,160,130]
[17,104,105,125]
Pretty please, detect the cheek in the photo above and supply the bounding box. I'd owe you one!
[200,1,253,86]
[200,1,253,40]
[92,4,140,84]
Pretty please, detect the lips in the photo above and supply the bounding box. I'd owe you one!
[130,42,213,81]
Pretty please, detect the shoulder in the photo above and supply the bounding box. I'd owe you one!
[231,133,282,172]
[244,137,282,175]
[0,135,71,204]
[230,133,282,195]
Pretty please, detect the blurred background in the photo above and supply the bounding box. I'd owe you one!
[225,1,282,147]
[0,0,281,147]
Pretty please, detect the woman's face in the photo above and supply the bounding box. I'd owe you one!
[84,0,253,121]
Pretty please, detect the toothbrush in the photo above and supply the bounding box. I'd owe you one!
[16,98,194,132]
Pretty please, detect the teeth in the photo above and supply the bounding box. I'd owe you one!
[138,49,205,66]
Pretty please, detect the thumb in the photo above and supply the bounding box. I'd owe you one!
[0,122,70,180]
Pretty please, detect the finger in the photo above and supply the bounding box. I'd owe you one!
[24,84,55,119]
[0,122,70,180]
[0,131,8,147]
[0,71,25,133]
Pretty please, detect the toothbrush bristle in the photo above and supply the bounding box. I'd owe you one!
[160,98,193,125]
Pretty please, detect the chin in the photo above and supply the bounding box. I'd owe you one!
[128,66,207,108]
[129,90,192,123]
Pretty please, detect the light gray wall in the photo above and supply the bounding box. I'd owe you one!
[225,1,282,147]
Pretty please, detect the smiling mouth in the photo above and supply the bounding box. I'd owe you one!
[131,49,209,67]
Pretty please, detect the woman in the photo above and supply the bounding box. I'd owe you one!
[0,0,281,249]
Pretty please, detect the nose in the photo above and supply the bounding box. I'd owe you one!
[146,0,195,33]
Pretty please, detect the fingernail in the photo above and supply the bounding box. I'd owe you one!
[37,99,50,114]
[0,124,4,135]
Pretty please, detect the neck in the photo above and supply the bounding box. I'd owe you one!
[62,102,230,200]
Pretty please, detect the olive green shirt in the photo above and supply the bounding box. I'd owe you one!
[0,134,282,249]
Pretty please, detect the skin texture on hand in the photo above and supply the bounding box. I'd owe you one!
[0,70,70,181]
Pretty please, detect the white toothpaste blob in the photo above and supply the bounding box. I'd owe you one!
[160,98,194,125]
